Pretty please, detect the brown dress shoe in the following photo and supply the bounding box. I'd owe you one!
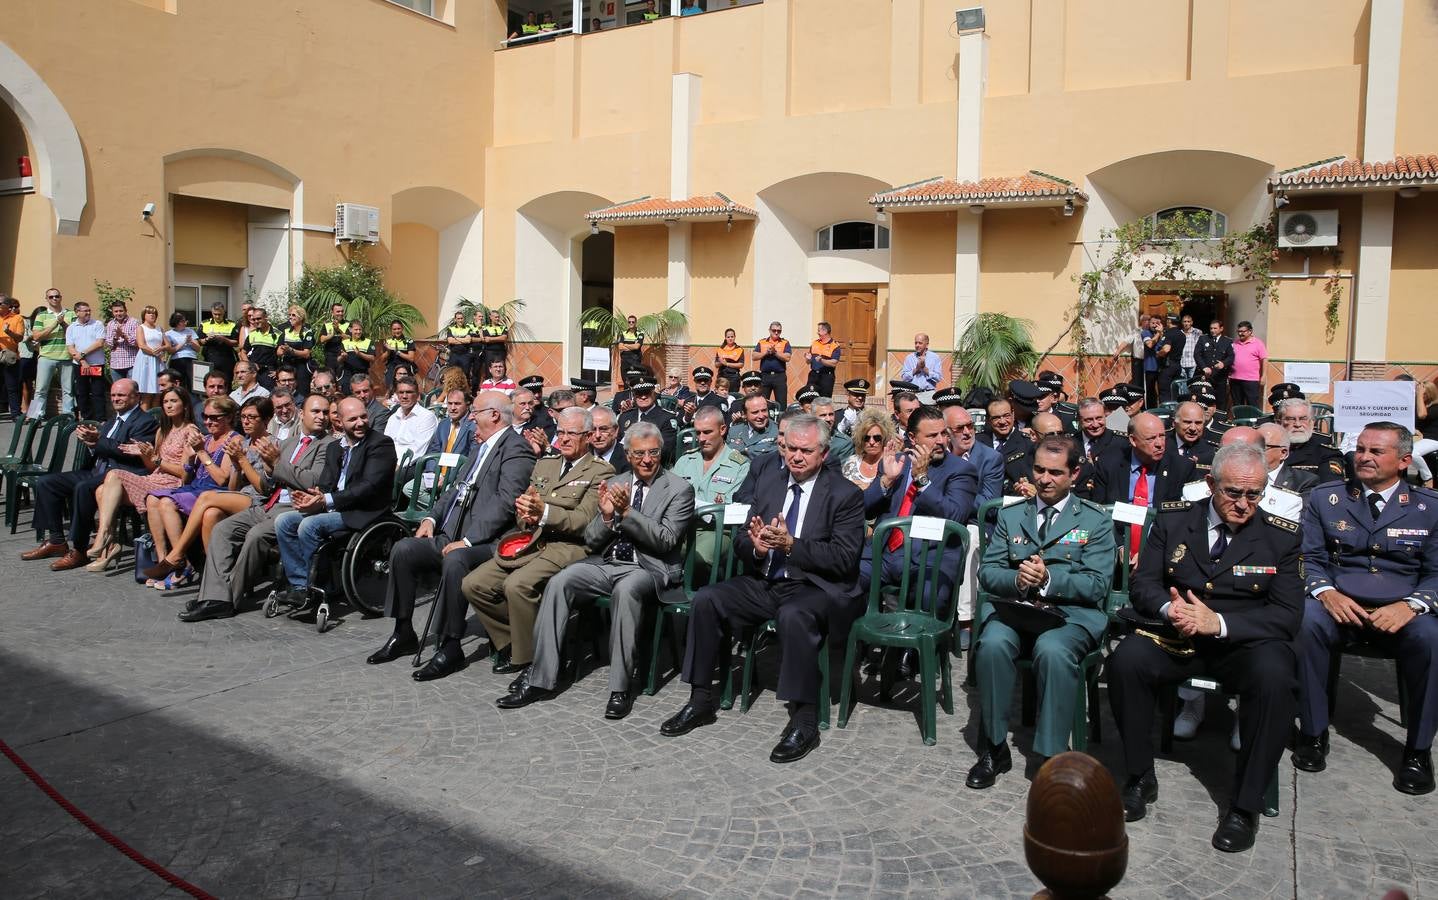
[21,541,69,561]
[50,549,88,571]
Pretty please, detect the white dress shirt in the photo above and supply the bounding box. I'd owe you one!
[383,403,438,463]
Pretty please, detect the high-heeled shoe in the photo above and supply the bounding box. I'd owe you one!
[87,535,115,561]
[85,542,121,572]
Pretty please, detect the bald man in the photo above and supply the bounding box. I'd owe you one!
[1008,412,1068,499]
[1089,412,1197,564]
[1172,401,1216,470]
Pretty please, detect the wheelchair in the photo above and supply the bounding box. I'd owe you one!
[262,515,411,632]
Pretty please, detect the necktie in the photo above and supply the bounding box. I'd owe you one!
[438,424,460,480]
[1130,463,1149,561]
[886,478,920,552]
[768,483,805,579]
[559,460,572,481]
[1039,505,1056,542]
[1368,492,1383,520]
[265,435,313,511]
[1210,525,1229,560]
[607,481,647,563]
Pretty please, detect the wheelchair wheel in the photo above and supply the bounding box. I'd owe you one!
[342,519,409,616]
[263,592,280,618]
[316,601,330,633]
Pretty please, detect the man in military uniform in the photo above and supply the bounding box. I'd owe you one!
[684,365,727,420]
[1172,401,1216,470]
[839,378,869,436]
[810,398,853,463]
[968,435,1116,788]
[673,405,751,571]
[616,372,679,460]
[1276,397,1346,482]
[1107,442,1303,853]
[728,393,779,458]
[1294,422,1438,795]
[793,384,820,414]
[1195,319,1235,410]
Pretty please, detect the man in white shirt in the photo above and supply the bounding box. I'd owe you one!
[229,361,271,406]
[383,377,438,464]
[899,332,945,392]
[64,301,108,420]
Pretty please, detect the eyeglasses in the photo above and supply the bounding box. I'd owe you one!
[862,434,885,443]
[951,423,975,432]
[202,413,227,421]
[556,429,591,438]
[627,448,662,459]
[1218,486,1265,502]
[46,294,61,300]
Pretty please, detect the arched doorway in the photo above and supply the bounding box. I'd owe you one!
[580,230,614,384]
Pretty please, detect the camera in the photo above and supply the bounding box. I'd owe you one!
[142,202,156,219]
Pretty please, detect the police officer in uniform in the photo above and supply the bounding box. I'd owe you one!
[727,393,779,458]
[839,378,869,436]
[968,435,1116,788]
[616,372,679,461]
[685,366,726,420]
[1195,319,1235,410]
[804,320,841,399]
[199,301,240,378]
[1276,396,1346,482]
[242,308,281,388]
[1294,421,1438,795]
[441,310,475,388]
[316,304,349,380]
[730,370,778,424]
[1107,442,1303,853]
[616,314,644,374]
[754,321,792,408]
[1172,400,1216,471]
[277,307,317,396]
[610,366,648,413]
[519,374,555,436]
[478,311,509,376]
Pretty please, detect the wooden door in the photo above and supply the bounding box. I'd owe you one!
[822,289,877,386]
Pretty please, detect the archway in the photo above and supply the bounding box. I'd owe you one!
[0,40,87,235]
[391,186,483,329]
[515,190,613,382]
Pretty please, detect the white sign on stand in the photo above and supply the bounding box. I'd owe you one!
[582,346,610,371]
[1333,380,1415,434]
[1283,362,1331,396]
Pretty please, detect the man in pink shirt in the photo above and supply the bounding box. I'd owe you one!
[1228,320,1267,410]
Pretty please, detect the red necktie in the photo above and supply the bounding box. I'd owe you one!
[887,480,920,552]
[1130,463,1149,561]
[265,435,313,510]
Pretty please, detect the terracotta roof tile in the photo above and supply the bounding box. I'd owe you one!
[587,193,757,223]
[870,171,1085,206]
[1272,154,1438,187]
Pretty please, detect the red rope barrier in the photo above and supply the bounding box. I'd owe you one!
[0,737,218,900]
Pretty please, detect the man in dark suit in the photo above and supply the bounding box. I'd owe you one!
[502,422,696,718]
[589,406,630,475]
[21,378,158,571]
[271,397,396,603]
[1173,401,1216,471]
[1195,319,1235,410]
[976,397,1032,458]
[940,399,1002,510]
[1107,442,1303,853]
[660,413,866,764]
[1088,412,1197,566]
[734,411,842,505]
[1257,423,1318,496]
[180,393,335,622]
[861,406,977,611]
[1294,423,1438,796]
[1155,314,1187,404]
[366,392,537,665]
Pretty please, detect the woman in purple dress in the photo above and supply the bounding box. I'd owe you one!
[145,396,239,589]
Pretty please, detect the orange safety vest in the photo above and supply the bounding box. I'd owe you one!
[810,338,840,363]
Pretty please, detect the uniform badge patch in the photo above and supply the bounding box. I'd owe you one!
[1171,544,1187,563]
[1329,493,1339,506]
[1335,520,1350,531]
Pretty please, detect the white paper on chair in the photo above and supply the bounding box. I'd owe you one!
[438,452,461,468]
[909,515,946,542]
[1111,501,1149,525]
[1261,486,1304,520]
[723,503,751,525]
[421,472,436,490]
[1182,480,1212,501]
[1001,495,1027,507]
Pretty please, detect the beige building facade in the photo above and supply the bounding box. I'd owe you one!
[4,0,1437,400]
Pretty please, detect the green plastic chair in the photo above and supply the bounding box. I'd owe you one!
[837,516,971,745]
[7,420,78,533]
[394,451,466,524]
[0,416,38,464]
[676,426,698,458]
[0,414,72,496]
[656,395,679,413]
[0,416,43,477]
[1230,404,1263,426]
[389,450,415,507]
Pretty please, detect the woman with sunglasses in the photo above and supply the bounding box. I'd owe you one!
[143,397,240,589]
[842,407,895,490]
[85,386,198,570]
[142,397,275,582]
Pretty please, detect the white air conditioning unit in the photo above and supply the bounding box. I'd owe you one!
[1277,209,1339,248]
[334,202,380,245]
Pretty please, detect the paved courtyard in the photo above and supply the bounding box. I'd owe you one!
[0,455,1433,897]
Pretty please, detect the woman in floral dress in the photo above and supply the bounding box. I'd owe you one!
[144,396,240,589]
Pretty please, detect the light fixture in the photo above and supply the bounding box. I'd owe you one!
[590,220,599,235]
[968,204,985,215]
[1273,193,1290,209]
[875,206,886,222]
[725,213,733,232]
[1062,198,1074,217]
[1398,186,1422,199]
[955,7,985,32]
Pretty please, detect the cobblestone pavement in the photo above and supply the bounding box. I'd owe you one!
[0,432,1432,897]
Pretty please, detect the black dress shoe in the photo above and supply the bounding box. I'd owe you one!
[769,725,820,764]
[178,600,236,623]
[605,691,633,720]
[1211,808,1259,853]
[1121,771,1159,822]
[965,741,1013,790]
[413,646,468,682]
[366,631,418,665]
[1395,749,1435,795]
[491,647,524,675]
[496,671,552,709]
[1291,729,1329,773]
[660,702,717,737]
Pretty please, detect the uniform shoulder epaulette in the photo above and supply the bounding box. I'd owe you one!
[1194,462,1212,471]
[727,449,748,464]
[1263,512,1299,533]
[1410,484,1438,500]
[1077,497,1108,515]
[1159,500,1191,512]
[1005,450,1027,463]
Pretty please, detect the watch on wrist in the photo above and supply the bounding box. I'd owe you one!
[912,474,930,489]
[1406,598,1427,614]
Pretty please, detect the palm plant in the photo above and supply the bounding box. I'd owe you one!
[951,312,1040,392]
[291,250,426,338]
[579,299,690,347]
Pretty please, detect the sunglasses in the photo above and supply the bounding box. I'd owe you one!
[202,413,227,420]
[862,434,885,443]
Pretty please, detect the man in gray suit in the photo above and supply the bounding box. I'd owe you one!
[180,393,336,622]
[498,421,696,719]
[367,392,537,664]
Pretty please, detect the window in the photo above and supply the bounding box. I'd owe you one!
[1148,206,1227,239]
[174,284,230,328]
[816,221,889,252]
[389,0,435,15]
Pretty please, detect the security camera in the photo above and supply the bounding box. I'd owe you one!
[142,202,156,219]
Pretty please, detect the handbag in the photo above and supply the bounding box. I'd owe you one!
[989,598,1069,635]
[0,347,16,365]
[133,533,157,584]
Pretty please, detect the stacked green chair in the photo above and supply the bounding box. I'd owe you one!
[1230,405,1263,426]
[394,451,467,525]
[836,516,970,745]
[6,416,78,533]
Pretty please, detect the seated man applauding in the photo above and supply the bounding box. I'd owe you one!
[500,422,695,718]
[968,435,1115,789]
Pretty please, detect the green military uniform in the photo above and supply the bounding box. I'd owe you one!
[673,447,752,569]
[828,429,855,464]
[974,495,1116,757]
[727,420,778,457]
